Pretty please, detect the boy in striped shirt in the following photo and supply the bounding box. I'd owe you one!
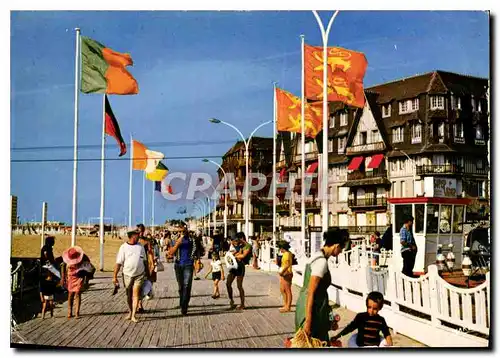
[332,291,393,347]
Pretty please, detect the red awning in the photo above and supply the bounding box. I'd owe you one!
[279,168,286,181]
[367,154,384,169]
[347,156,364,171]
[306,162,319,174]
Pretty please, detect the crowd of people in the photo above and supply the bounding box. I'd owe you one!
[37,218,417,348]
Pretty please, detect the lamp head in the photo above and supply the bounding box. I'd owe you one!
[209,118,221,124]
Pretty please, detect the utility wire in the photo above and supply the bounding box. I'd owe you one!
[10,155,225,163]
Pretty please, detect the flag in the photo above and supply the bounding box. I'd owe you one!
[145,162,169,182]
[132,140,164,172]
[104,95,126,156]
[80,36,139,95]
[304,44,367,108]
[154,181,162,192]
[275,87,323,138]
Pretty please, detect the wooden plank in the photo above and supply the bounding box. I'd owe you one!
[474,290,484,327]
[421,279,430,310]
[450,291,460,322]
[462,293,473,328]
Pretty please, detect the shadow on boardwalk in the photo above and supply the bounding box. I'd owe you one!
[12,259,298,348]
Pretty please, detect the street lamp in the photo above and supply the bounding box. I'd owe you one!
[209,118,272,238]
[193,200,206,235]
[202,158,228,238]
[200,192,215,236]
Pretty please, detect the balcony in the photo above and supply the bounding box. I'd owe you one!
[454,136,465,144]
[346,142,384,155]
[277,202,290,213]
[348,197,387,208]
[416,164,462,176]
[475,139,486,146]
[347,169,387,181]
[337,226,388,235]
[252,213,273,220]
[228,213,243,220]
[294,200,321,211]
[294,151,318,163]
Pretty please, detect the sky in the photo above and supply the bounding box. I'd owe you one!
[10,10,490,226]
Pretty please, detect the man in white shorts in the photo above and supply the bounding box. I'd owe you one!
[113,230,147,323]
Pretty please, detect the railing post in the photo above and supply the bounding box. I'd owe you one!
[428,264,441,327]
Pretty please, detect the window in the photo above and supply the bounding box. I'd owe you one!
[430,96,445,110]
[401,181,406,197]
[337,187,348,202]
[471,96,476,112]
[328,139,334,153]
[338,136,346,153]
[477,159,483,169]
[382,104,391,118]
[440,205,452,234]
[392,126,404,143]
[395,205,412,231]
[391,181,397,197]
[411,124,422,143]
[415,204,425,234]
[426,204,438,234]
[478,99,482,112]
[360,131,367,145]
[451,95,462,110]
[454,122,464,138]
[411,98,419,111]
[340,112,348,126]
[475,125,484,139]
[453,206,464,233]
[329,114,335,128]
[399,159,405,171]
[478,181,486,198]
[371,130,379,143]
[438,122,445,142]
[399,101,408,114]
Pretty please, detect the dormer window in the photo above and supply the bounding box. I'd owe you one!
[471,96,477,112]
[476,125,484,140]
[392,126,404,143]
[411,124,422,144]
[451,95,462,110]
[382,104,391,118]
[399,98,419,114]
[430,96,445,110]
[329,114,335,128]
[340,112,348,126]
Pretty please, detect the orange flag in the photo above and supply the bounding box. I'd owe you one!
[304,44,368,108]
[275,87,322,138]
[132,140,164,171]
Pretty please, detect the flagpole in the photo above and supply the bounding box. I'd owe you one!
[142,174,145,225]
[129,134,133,228]
[300,34,306,249]
[99,94,106,271]
[152,182,155,234]
[272,81,277,258]
[71,28,81,247]
[312,10,340,234]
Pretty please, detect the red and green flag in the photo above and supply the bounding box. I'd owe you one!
[80,36,139,95]
[104,95,126,156]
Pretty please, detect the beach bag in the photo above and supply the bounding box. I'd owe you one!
[288,327,328,348]
[142,280,153,298]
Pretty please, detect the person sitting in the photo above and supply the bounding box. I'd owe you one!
[331,291,393,347]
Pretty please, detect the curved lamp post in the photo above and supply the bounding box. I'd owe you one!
[209,118,272,238]
[203,159,228,238]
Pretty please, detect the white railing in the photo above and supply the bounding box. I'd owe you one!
[259,243,490,347]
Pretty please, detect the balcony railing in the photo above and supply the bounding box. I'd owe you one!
[347,169,387,181]
[348,197,387,208]
[277,203,290,212]
[416,164,462,176]
[454,136,465,144]
[294,151,318,163]
[337,226,388,235]
[346,142,384,155]
[294,200,321,210]
[228,214,243,220]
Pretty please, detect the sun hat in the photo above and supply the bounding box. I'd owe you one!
[62,246,84,266]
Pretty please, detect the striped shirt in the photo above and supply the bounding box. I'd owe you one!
[338,312,390,347]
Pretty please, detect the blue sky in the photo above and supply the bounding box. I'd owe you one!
[10,11,489,225]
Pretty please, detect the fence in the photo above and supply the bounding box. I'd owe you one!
[259,244,490,347]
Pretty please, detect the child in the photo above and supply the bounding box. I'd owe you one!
[62,246,86,319]
[204,252,225,299]
[277,241,293,313]
[40,270,57,318]
[331,291,393,347]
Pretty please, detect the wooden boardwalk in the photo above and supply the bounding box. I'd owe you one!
[12,259,297,348]
[11,258,425,348]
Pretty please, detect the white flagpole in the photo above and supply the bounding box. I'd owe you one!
[129,135,133,228]
[99,94,106,271]
[272,81,277,257]
[71,28,81,246]
[300,34,306,247]
[142,174,146,225]
[152,182,155,234]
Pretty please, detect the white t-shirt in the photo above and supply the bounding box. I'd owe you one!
[116,242,146,277]
[309,251,329,278]
[211,260,222,273]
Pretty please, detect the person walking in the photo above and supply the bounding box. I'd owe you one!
[226,232,252,310]
[169,225,198,315]
[295,229,348,343]
[204,252,225,299]
[277,241,293,313]
[400,216,417,278]
[62,246,87,319]
[252,236,261,269]
[113,230,147,323]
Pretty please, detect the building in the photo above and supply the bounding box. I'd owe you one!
[216,136,274,237]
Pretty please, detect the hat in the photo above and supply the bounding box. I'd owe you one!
[62,246,84,266]
[278,241,291,250]
[127,230,139,238]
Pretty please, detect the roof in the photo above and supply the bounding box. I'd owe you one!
[366,70,488,103]
[222,136,273,158]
